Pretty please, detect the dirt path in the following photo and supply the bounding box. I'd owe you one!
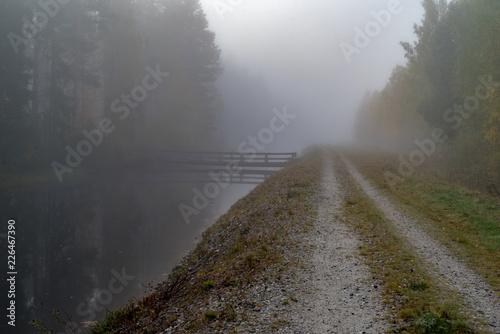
[289,155,388,333]
[339,154,500,332]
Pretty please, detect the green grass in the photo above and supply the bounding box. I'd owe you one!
[417,179,500,248]
[342,148,500,293]
[91,305,136,334]
[335,152,477,333]
[201,280,215,290]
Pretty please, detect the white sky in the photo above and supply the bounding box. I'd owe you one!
[199,0,425,150]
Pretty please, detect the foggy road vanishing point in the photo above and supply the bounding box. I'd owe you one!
[85,148,500,333]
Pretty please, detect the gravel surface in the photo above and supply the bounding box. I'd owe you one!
[287,156,389,334]
[122,150,500,334]
[340,154,500,332]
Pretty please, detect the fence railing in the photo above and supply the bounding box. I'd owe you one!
[133,150,297,167]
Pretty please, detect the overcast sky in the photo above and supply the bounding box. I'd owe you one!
[199,0,425,152]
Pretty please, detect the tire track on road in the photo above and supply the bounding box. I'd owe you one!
[340,154,500,332]
[291,154,388,334]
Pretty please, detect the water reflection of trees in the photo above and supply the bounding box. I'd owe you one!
[1,171,211,333]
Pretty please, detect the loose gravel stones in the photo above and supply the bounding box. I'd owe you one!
[286,156,389,334]
[340,154,500,332]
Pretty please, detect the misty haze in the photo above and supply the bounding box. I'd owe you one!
[1,0,499,333]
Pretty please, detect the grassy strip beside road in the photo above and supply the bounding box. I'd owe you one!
[334,153,477,333]
[342,149,500,293]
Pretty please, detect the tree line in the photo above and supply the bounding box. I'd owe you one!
[355,0,500,190]
[1,0,221,179]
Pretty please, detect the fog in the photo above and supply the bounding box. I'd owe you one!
[2,0,459,333]
[200,0,424,151]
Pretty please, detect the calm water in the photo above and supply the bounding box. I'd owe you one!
[1,171,254,334]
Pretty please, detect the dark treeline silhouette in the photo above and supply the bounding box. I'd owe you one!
[1,0,221,173]
[1,0,223,332]
[355,0,500,191]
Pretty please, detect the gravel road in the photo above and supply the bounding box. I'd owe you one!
[288,155,389,334]
[340,154,500,333]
